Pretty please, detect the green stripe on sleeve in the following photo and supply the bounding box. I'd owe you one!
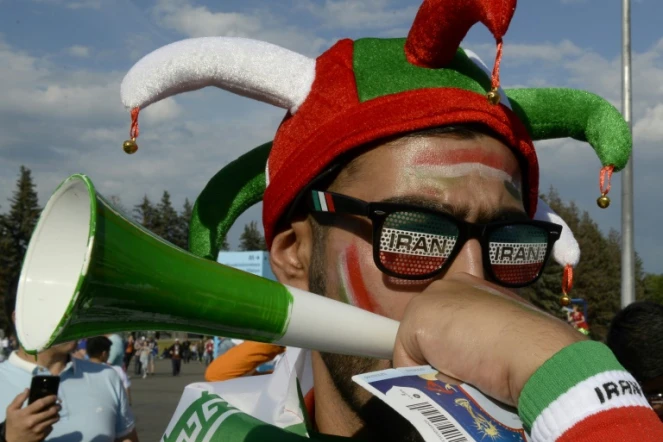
[518,340,627,432]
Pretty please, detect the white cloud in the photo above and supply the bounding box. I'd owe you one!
[296,0,417,30]
[30,0,102,8]
[66,0,102,9]
[151,0,328,56]
[66,45,90,57]
[0,35,282,249]
[634,104,663,142]
[153,0,262,38]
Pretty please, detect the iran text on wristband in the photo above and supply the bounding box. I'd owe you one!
[518,340,651,441]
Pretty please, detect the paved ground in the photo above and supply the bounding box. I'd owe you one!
[130,358,207,441]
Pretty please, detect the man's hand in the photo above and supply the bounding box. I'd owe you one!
[393,273,585,407]
[5,389,60,442]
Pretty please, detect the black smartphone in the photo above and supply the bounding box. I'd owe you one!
[28,375,60,405]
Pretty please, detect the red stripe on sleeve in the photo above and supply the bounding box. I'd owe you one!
[556,406,663,442]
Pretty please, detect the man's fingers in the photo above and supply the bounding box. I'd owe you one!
[32,414,60,435]
[27,394,58,413]
[33,404,60,423]
[7,389,29,410]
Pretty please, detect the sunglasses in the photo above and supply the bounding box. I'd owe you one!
[308,190,562,287]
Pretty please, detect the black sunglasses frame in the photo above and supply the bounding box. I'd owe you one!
[308,190,563,287]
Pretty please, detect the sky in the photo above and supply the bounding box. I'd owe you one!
[0,0,662,273]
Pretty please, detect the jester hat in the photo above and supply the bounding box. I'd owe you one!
[120,0,631,293]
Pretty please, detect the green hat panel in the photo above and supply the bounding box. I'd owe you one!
[506,88,632,171]
[354,38,495,103]
[189,142,271,260]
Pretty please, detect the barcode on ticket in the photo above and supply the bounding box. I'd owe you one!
[406,402,468,442]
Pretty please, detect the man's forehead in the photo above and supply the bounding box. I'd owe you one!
[399,137,521,172]
[352,134,523,175]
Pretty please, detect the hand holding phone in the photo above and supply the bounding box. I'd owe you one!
[4,387,60,442]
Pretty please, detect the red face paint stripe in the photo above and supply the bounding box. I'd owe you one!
[411,148,519,177]
[324,193,336,212]
[346,244,378,313]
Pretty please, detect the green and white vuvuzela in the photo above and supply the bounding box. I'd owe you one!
[15,175,399,359]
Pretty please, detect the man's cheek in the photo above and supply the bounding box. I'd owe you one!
[337,242,382,315]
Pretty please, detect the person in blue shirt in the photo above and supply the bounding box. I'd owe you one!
[106,333,126,368]
[0,279,138,442]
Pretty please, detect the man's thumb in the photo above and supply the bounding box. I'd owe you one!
[8,389,29,410]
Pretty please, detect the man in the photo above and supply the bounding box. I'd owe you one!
[0,279,138,442]
[168,339,183,376]
[569,304,590,335]
[106,334,126,368]
[120,0,663,440]
[87,336,133,406]
[607,301,663,421]
[204,338,214,366]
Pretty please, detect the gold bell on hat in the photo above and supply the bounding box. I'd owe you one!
[597,193,610,209]
[560,295,571,307]
[123,138,138,155]
[487,87,501,105]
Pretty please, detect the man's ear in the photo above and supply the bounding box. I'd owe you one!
[270,217,314,292]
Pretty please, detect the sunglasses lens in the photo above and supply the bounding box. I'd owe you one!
[378,211,458,277]
[489,224,549,286]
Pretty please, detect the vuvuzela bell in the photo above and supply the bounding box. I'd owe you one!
[15,175,398,359]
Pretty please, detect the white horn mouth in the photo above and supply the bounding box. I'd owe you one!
[121,37,316,114]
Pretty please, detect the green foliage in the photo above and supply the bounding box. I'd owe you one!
[642,274,663,304]
[239,221,266,251]
[0,166,42,332]
[152,191,179,245]
[133,195,158,230]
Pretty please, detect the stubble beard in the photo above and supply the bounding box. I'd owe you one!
[309,236,423,442]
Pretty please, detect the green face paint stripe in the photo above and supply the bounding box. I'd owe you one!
[353,39,492,103]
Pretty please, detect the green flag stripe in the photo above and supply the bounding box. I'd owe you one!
[518,340,627,431]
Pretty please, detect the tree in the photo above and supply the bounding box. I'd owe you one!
[220,236,230,251]
[107,195,131,219]
[239,221,266,251]
[0,166,41,330]
[133,195,157,230]
[172,198,193,250]
[152,191,179,245]
[642,274,663,304]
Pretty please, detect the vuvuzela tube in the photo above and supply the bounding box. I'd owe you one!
[15,174,399,359]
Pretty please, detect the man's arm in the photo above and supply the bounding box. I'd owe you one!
[393,273,663,441]
[204,342,285,382]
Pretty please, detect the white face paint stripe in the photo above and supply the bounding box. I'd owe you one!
[415,163,520,186]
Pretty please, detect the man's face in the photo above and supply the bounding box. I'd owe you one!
[307,133,525,438]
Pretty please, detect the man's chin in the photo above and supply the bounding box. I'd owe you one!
[320,352,424,442]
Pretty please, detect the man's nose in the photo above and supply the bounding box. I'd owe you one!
[444,239,485,279]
